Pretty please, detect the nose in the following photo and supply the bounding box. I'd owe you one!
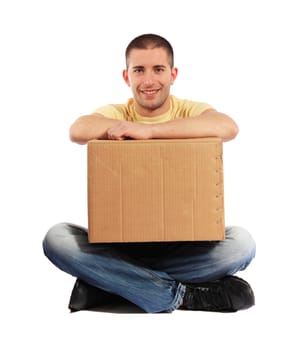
[142,70,155,85]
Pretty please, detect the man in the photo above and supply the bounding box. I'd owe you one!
[43,33,256,313]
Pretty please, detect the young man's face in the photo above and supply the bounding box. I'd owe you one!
[123,47,178,117]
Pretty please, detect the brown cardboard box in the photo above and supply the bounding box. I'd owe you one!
[87,138,225,243]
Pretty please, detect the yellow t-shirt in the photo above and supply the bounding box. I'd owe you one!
[93,95,213,124]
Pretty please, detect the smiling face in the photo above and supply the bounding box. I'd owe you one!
[123,47,178,117]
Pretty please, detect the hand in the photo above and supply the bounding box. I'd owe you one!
[106,121,153,140]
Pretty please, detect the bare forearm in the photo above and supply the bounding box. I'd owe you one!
[151,110,239,142]
[69,114,117,144]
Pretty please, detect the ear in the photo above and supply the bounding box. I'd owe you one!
[171,67,178,85]
[122,69,130,86]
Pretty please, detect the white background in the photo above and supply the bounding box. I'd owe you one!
[1,0,304,349]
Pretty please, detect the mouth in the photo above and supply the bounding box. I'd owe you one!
[139,88,161,95]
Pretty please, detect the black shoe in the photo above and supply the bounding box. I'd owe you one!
[68,278,124,312]
[181,276,255,312]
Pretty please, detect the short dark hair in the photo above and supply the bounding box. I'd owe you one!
[125,33,174,68]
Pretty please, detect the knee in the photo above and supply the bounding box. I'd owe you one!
[42,222,84,259]
[226,226,256,262]
[43,223,66,258]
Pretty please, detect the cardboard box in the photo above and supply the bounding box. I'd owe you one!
[87,138,225,243]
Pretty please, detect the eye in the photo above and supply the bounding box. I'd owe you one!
[155,67,165,73]
[133,68,144,73]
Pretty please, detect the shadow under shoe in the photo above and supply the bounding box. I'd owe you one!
[68,278,126,312]
[181,275,255,312]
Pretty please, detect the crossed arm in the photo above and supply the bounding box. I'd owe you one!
[69,109,239,145]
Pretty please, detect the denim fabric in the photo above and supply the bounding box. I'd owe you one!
[42,223,256,313]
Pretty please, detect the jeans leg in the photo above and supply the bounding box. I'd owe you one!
[42,223,185,313]
[143,226,256,283]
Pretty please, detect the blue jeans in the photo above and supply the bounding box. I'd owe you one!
[42,223,256,313]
